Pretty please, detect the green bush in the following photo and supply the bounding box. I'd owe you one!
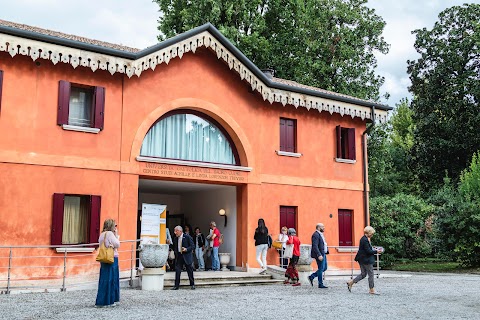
[455,152,480,267]
[370,193,435,266]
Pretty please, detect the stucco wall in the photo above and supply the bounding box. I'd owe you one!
[0,44,368,275]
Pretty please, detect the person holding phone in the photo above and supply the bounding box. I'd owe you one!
[95,219,120,307]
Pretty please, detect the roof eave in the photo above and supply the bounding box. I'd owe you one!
[0,22,392,111]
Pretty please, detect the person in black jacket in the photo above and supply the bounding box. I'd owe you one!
[254,218,269,274]
[347,226,381,295]
[308,223,328,288]
[194,227,206,271]
[171,226,195,290]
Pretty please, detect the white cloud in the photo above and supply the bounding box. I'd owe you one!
[368,0,474,106]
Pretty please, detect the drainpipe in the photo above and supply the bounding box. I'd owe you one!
[362,106,375,227]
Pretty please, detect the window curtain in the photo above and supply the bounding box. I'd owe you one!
[62,196,88,244]
[69,88,92,127]
[140,114,236,165]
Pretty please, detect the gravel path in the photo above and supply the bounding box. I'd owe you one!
[1,273,479,320]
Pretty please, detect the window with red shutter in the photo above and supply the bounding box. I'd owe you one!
[57,80,105,131]
[279,118,296,152]
[336,126,356,161]
[51,193,101,246]
[338,209,353,246]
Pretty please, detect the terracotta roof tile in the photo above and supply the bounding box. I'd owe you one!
[272,77,375,105]
[0,19,386,108]
[0,19,140,53]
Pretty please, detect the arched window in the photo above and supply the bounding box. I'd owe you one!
[140,111,239,165]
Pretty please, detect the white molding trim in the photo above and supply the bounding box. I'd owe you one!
[336,247,357,253]
[136,156,253,172]
[0,31,389,123]
[55,247,96,253]
[275,150,302,158]
[62,124,100,134]
[335,158,356,164]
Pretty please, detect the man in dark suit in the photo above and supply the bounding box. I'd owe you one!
[308,223,328,288]
[171,225,196,290]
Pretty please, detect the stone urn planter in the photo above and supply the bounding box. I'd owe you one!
[297,244,313,272]
[219,253,231,271]
[139,243,169,268]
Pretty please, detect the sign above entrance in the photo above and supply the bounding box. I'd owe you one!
[140,162,248,183]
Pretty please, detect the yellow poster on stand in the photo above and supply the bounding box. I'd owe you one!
[140,203,167,244]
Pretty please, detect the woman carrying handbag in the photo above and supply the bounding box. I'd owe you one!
[95,219,120,307]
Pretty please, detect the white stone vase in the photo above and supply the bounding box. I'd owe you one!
[139,244,169,268]
[298,244,313,265]
[219,253,231,271]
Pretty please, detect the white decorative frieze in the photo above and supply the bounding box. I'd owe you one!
[0,31,389,123]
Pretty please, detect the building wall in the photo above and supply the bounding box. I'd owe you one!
[0,42,368,276]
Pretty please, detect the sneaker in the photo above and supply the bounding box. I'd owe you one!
[259,269,267,275]
[308,276,314,287]
[283,280,290,285]
[319,285,328,289]
[292,283,301,287]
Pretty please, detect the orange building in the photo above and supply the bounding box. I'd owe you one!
[0,20,390,279]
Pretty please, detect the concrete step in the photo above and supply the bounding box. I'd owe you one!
[161,271,283,288]
[164,279,283,288]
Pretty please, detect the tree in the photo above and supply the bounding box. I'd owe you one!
[407,4,480,192]
[154,0,390,101]
[368,98,417,197]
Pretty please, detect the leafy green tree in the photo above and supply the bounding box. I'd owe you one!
[368,99,417,197]
[154,0,390,100]
[407,4,480,192]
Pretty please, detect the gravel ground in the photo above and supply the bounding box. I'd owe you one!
[1,272,479,320]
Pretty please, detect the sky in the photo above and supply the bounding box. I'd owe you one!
[0,0,478,107]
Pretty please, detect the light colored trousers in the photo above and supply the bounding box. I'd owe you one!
[255,244,268,269]
[195,247,205,270]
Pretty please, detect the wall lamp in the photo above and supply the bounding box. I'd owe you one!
[219,209,227,227]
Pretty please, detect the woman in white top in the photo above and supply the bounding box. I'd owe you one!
[278,226,289,268]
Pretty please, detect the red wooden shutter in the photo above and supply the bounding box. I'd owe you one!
[280,206,297,230]
[280,118,286,151]
[0,70,3,114]
[51,193,65,245]
[286,207,296,230]
[57,80,71,125]
[348,128,356,160]
[338,210,353,246]
[93,86,105,130]
[280,206,287,228]
[336,125,342,158]
[286,119,296,152]
[89,195,101,244]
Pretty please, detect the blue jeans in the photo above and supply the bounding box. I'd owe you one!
[195,247,205,270]
[212,247,220,270]
[309,254,327,286]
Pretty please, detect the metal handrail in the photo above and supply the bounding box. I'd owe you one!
[0,239,142,294]
[274,245,382,279]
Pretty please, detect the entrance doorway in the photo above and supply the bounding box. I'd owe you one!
[137,179,237,268]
